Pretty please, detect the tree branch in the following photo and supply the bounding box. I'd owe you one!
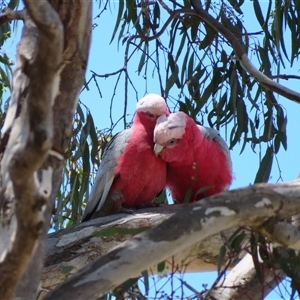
[14,1,92,299]
[39,207,240,298]
[0,1,63,299]
[0,8,26,25]
[189,0,300,104]
[43,181,300,299]
[209,253,285,300]
[269,74,300,81]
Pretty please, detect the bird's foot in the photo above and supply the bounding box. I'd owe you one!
[159,203,186,209]
[136,203,161,209]
[117,207,136,215]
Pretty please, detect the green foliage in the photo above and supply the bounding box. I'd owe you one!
[152,189,168,204]
[250,232,264,284]
[0,0,297,298]
[83,2,300,297]
[91,0,295,190]
[157,261,165,273]
[60,265,74,274]
[273,248,300,297]
[112,277,145,299]
[0,0,288,295]
[217,228,246,275]
[52,102,103,230]
[250,232,300,298]
[254,146,274,183]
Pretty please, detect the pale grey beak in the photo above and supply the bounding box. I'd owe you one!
[154,143,164,157]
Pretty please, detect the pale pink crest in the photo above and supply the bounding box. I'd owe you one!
[154,111,188,145]
[136,93,169,116]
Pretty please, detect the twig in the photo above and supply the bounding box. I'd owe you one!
[0,8,26,25]
[268,74,300,81]
[94,0,109,19]
[91,68,125,78]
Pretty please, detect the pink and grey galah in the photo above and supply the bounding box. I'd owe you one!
[153,111,233,203]
[81,94,169,221]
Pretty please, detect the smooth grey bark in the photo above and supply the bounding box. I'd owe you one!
[39,207,242,298]
[208,253,285,300]
[0,1,63,299]
[0,1,92,299]
[16,1,92,299]
[43,181,300,300]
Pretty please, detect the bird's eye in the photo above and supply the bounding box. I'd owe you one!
[146,111,155,118]
[167,139,177,146]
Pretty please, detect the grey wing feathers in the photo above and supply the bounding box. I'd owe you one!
[81,128,133,221]
[197,125,232,172]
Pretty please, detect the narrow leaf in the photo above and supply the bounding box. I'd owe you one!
[183,186,192,203]
[253,0,264,28]
[217,245,226,275]
[182,280,199,294]
[116,277,139,292]
[157,261,165,273]
[110,0,124,43]
[137,43,147,75]
[254,146,274,183]
[141,270,149,295]
[60,265,74,274]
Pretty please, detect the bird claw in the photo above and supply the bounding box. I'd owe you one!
[117,207,136,215]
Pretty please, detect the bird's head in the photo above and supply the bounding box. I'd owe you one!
[135,94,169,124]
[153,112,188,160]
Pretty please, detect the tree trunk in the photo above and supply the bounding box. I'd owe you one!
[0,1,92,299]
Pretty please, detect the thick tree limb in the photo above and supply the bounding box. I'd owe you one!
[228,217,300,300]
[43,181,300,300]
[40,199,300,299]
[0,1,63,299]
[40,208,300,299]
[14,1,92,299]
[189,0,300,104]
[209,253,285,300]
[39,208,242,298]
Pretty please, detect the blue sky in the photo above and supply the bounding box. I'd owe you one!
[83,1,300,188]
[81,2,300,299]
[3,1,300,299]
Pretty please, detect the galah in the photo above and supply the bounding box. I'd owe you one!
[81,94,169,221]
[153,111,232,203]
